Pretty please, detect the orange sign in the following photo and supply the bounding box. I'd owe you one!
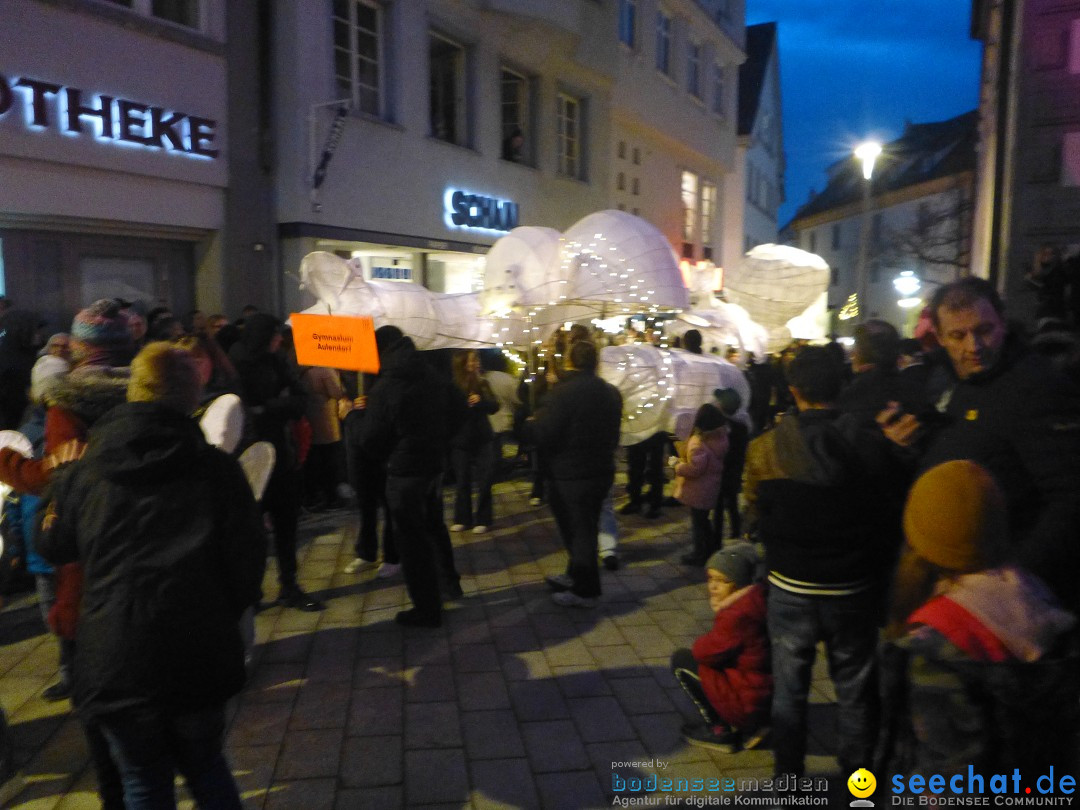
[290,313,380,373]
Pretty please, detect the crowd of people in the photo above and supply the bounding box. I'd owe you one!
[0,273,1077,805]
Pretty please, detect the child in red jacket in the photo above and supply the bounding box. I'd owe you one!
[671,542,772,752]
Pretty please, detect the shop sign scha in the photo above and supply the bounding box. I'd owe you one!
[0,73,218,159]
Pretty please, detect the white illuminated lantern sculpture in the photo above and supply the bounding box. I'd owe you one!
[723,244,831,349]
[599,345,753,445]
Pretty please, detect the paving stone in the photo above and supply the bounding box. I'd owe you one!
[263,777,336,810]
[404,748,470,804]
[534,770,607,810]
[609,677,678,715]
[289,681,352,730]
[339,735,402,787]
[470,758,541,809]
[508,680,569,721]
[274,729,343,780]
[567,696,637,742]
[461,709,526,760]
[520,719,588,772]
[405,700,461,749]
[347,685,403,735]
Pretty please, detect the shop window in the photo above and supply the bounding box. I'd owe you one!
[655,9,671,75]
[557,92,585,180]
[618,0,636,48]
[430,32,469,146]
[500,67,532,164]
[334,0,384,117]
[687,42,702,99]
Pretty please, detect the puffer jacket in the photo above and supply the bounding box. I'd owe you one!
[673,426,729,510]
[691,583,772,730]
[37,402,266,720]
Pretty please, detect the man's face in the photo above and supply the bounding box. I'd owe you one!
[936,298,1006,380]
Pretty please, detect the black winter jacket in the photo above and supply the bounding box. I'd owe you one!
[38,402,266,720]
[357,337,468,477]
[528,369,622,481]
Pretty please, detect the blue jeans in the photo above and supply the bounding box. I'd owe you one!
[98,704,241,810]
[767,587,878,777]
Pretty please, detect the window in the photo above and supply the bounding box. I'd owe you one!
[682,171,699,246]
[809,231,817,253]
[500,68,531,163]
[100,0,199,29]
[618,0,637,48]
[618,140,626,160]
[631,177,640,195]
[334,0,383,117]
[655,10,671,75]
[632,147,641,165]
[831,224,841,250]
[871,213,883,244]
[701,181,717,256]
[556,92,583,179]
[617,172,626,191]
[430,33,468,145]
[687,42,702,98]
[712,63,725,116]
[831,268,840,287]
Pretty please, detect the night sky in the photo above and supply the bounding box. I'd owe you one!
[746,0,984,226]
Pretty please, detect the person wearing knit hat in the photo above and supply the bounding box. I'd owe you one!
[878,460,1078,780]
[713,388,741,419]
[671,540,771,753]
[70,299,133,368]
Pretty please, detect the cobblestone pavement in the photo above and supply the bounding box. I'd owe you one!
[0,473,841,809]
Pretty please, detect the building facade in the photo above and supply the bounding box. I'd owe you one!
[0,0,237,330]
[727,20,783,272]
[970,0,1080,324]
[785,112,976,335]
[274,0,746,315]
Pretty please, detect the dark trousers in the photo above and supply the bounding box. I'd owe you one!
[346,446,396,563]
[302,441,341,505]
[547,475,612,598]
[625,433,666,508]
[97,703,240,810]
[386,473,459,618]
[690,507,717,560]
[263,466,300,589]
[768,587,879,777]
[712,489,741,541]
[671,647,721,726]
[451,441,495,527]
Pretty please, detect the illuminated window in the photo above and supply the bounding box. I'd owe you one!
[656,10,671,75]
[687,42,702,98]
[334,0,383,117]
[701,181,717,255]
[430,33,469,146]
[557,92,583,179]
[682,171,699,244]
[618,0,636,48]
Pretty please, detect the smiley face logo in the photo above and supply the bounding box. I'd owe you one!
[848,768,877,799]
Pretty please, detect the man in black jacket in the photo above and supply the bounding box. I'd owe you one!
[530,340,622,608]
[882,277,1080,609]
[40,342,266,808]
[358,326,468,627]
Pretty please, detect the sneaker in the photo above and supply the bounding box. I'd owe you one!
[344,557,377,574]
[742,725,771,750]
[601,554,621,571]
[42,677,72,702]
[449,524,467,532]
[376,562,402,579]
[551,591,597,609]
[681,722,740,753]
[618,501,642,515]
[278,587,325,612]
[472,525,488,535]
[529,497,543,506]
[544,573,574,592]
[394,608,441,628]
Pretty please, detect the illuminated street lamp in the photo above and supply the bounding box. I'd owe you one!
[854,140,881,324]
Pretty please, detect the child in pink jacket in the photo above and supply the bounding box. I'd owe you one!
[671,403,729,566]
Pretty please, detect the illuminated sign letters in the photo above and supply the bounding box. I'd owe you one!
[0,74,218,159]
[446,190,518,232]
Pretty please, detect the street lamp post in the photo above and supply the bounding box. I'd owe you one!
[854,141,881,324]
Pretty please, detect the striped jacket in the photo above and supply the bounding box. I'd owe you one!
[743,408,901,597]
